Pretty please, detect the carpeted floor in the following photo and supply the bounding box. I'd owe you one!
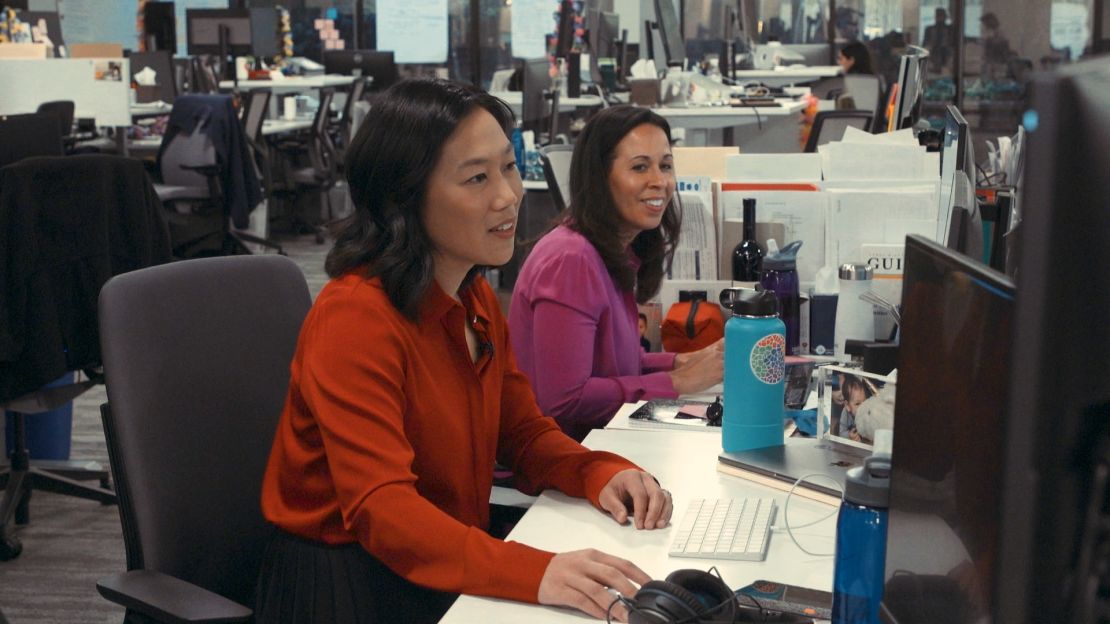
[0,234,333,624]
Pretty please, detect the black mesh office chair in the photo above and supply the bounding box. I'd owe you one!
[35,101,117,154]
[272,89,339,244]
[330,77,367,168]
[804,110,875,153]
[95,255,311,622]
[0,113,63,169]
[0,154,172,561]
[539,144,574,212]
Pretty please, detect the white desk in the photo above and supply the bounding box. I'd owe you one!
[130,102,173,118]
[440,428,836,623]
[219,74,356,93]
[731,66,842,88]
[655,100,806,151]
[261,118,313,136]
[490,91,604,117]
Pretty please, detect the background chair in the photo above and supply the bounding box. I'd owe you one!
[154,94,280,257]
[330,77,367,168]
[539,143,574,213]
[804,110,874,153]
[271,88,339,244]
[0,113,63,169]
[95,255,312,622]
[0,154,172,560]
[34,101,117,154]
[841,74,885,132]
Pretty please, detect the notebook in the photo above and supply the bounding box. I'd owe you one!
[717,437,871,506]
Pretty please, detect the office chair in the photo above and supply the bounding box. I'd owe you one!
[0,113,63,169]
[330,77,367,167]
[539,144,574,212]
[95,255,312,622]
[155,94,281,257]
[35,101,117,154]
[0,154,172,561]
[804,110,874,153]
[842,74,885,132]
[271,89,339,244]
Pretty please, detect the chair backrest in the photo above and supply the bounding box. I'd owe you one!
[308,89,338,178]
[35,100,75,138]
[98,255,312,609]
[337,77,367,145]
[241,89,271,144]
[804,110,874,152]
[159,125,218,188]
[539,143,574,212]
[843,74,883,130]
[0,113,64,169]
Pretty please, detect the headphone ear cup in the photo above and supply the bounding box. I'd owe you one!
[630,580,708,624]
[663,570,738,623]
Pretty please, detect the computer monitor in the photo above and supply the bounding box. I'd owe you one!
[554,0,576,60]
[937,104,983,261]
[881,234,1016,624]
[185,8,278,59]
[993,56,1110,623]
[653,0,686,69]
[322,50,399,92]
[887,46,929,132]
[143,1,176,53]
[587,10,620,85]
[521,57,551,133]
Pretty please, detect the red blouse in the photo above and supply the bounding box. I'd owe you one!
[261,273,638,603]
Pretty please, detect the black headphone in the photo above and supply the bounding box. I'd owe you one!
[628,569,739,624]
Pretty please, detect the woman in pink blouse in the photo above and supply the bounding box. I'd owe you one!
[509,106,722,441]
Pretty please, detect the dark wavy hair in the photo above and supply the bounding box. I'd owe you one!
[326,78,514,320]
[566,105,681,304]
[840,41,875,75]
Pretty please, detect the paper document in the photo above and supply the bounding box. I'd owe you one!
[669,176,718,281]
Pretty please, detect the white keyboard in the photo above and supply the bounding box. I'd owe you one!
[669,497,776,561]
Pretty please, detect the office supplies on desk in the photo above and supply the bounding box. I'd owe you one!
[833,263,874,358]
[669,497,776,561]
[628,399,718,432]
[736,580,833,620]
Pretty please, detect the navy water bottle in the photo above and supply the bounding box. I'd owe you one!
[832,430,892,624]
[511,122,525,175]
[718,287,786,453]
[759,240,803,355]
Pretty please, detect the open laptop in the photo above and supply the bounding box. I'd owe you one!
[718,436,870,499]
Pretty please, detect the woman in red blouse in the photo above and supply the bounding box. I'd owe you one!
[256,79,673,623]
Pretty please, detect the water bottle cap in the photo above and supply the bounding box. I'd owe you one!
[763,240,803,270]
[844,455,890,508]
[719,286,779,317]
[839,263,874,281]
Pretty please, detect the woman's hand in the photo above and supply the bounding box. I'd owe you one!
[667,340,723,396]
[537,549,650,622]
[598,469,673,529]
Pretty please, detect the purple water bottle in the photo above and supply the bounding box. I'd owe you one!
[759,240,802,355]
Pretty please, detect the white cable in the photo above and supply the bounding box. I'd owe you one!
[774,472,843,557]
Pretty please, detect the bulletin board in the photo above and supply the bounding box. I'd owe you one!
[376,0,448,64]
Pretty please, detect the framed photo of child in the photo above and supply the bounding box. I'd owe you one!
[817,365,896,449]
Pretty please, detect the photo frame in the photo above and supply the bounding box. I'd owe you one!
[817,365,896,450]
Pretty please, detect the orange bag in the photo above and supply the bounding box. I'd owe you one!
[661,292,724,353]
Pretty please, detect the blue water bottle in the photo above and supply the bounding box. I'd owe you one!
[718,287,786,453]
[511,122,525,175]
[832,430,892,624]
[759,240,803,355]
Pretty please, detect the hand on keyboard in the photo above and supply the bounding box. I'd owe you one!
[598,469,673,529]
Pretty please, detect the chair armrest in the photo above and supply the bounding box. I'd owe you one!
[97,570,252,624]
[178,164,221,178]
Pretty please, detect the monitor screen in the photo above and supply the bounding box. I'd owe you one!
[653,0,685,68]
[888,47,928,132]
[521,57,551,131]
[994,55,1110,623]
[186,9,252,56]
[554,0,576,60]
[322,50,399,92]
[881,234,1015,624]
[937,104,981,259]
[587,10,620,84]
[143,2,177,53]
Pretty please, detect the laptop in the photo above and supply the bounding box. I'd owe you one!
[718,436,871,499]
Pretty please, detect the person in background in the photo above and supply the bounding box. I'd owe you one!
[509,105,722,442]
[257,80,673,624]
[980,12,1015,81]
[837,40,876,75]
[923,7,952,74]
[638,312,652,352]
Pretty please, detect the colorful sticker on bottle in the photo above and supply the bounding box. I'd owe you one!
[749,334,786,384]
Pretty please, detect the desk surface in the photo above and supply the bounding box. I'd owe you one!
[262,118,314,136]
[732,66,842,87]
[440,428,836,623]
[219,75,356,91]
[130,102,173,118]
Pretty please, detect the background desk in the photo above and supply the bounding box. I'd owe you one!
[657,100,806,151]
[440,428,836,623]
[491,91,604,117]
[218,75,356,93]
[731,66,842,88]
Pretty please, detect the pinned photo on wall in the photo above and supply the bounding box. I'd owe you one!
[818,365,895,449]
[94,60,123,81]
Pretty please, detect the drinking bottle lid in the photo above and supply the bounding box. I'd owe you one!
[763,240,803,271]
[839,263,874,281]
[844,454,890,508]
[719,286,779,317]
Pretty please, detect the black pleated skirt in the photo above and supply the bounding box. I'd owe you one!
[254,529,458,624]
